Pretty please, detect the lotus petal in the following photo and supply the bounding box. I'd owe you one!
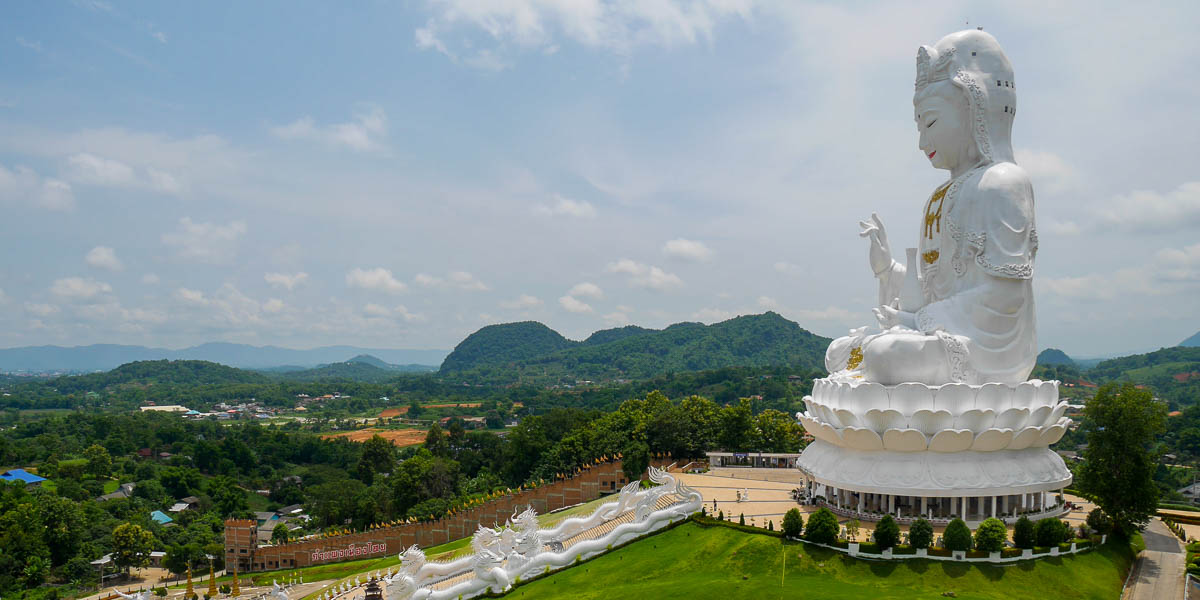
[928,429,974,452]
[1046,402,1068,427]
[814,380,830,403]
[818,404,843,428]
[1035,380,1059,408]
[815,421,844,446]
[853,382,891,413]
[954,408,996,432]
[1009,426,1041,450]
[1028,405,1053,429]
[1012,381,1038,409]
[890,383,933,415]
[909,409,955,436]
[971,428,1014,451]
[883,428,928,452]
[1036,423,1067,446]
[864,408,907,433]
[834,408,863,429]
[842,426,884,450]
[994,407,1030,430]
[803,396,818,417]
[935,383,975,415]
[976,382,1012,411]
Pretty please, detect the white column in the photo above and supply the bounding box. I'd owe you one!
[921,496,927,516]
[991,496,996,518]
[888,494,894,514]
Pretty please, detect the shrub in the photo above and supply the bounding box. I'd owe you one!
[153,589,167,597]
[804,508,840,545]
[767,520,774,531]
[857,542,881,554]
[1035,518,1069,547]
[219,585,231,595]
[718,510,724,521]
[782,508,804,538]
[1013,516,1035,549]
[1086,508,1113,536]
[873,515,900,550]
[739,513,745,526]
[943,518,972,552]
[974,518,1008,552]
[909,518,933,550]
[892,545,916,555]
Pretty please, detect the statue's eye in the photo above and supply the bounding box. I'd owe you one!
[926,119,937,129]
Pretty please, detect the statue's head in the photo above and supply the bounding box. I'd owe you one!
[914,29,1017,168]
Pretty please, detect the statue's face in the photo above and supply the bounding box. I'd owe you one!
[914,83,974,172]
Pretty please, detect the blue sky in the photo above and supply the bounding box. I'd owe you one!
[2,1,1198,357]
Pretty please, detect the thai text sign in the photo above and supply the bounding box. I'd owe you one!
[311,542,386,562]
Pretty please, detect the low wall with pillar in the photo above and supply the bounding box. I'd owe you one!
[227,457,676,572]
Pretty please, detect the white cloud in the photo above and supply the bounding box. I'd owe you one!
[171,284,263,327]
[415,271,489,291]
[662,238,713,261]
[791,306,859,322]
[263,298,286,313]
[363,303,422,322]
[1014,149,1076,193]
[602,311,630,326]
[346,267,408,294]
[141,273,159,285]
[175,287,207,304]
[414,0,754,67]
[265,272,309,290]
[65,152,181,194]
[0,163,74,210]
[773,261,803,274]
[1042,219,1081,236]
[50,277,112,299]
[271,106,388,152]
[559,295,594,313]
[534,194,596,218]
[1099,181,1200,232]
[161,217,246,263]
[568,282,604,299]
[1155,243,1200,283]
[606,259,683,291]
[501,294,543,309]
[16,37,43,53]
[24,302,59,317]
[85,246,124,271]
[757,296,778,309]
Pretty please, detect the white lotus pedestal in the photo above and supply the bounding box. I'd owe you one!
[796,378,1072,526]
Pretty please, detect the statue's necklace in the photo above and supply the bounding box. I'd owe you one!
[922,182,951,264]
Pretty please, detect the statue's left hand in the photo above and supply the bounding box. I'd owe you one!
[873,301,917,330]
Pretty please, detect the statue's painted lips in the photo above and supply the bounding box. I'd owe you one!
[927,151,936,159]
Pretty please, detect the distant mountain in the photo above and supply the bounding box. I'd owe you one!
[1036,348,1075,366]
[276,361,402,383]
[0,343,447,373]
[1182,331,1200,347]
[1088,346,1200,382]
[439,312,830,383]
[343,354,436,373]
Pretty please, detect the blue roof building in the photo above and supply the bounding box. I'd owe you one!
[150,510,173,525]
[0,469,47,485]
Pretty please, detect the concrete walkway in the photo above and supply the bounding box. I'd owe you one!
[1127,519,1185,600]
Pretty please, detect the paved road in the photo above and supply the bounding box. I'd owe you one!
[1128,519,1185,600]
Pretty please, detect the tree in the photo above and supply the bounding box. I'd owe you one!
[207,476,248,517]
[782,508,804,538]
[752,409,804,453]
[943,518,972,551]
[271,523,290,545]
[407,398,424,420]
[804,508,839,544]
[1086,508,1113,536]
[112,522,154,574]
[424,424,450,457]
[164,543,203,577]
[1013,516,1036,549]
[873,515,900,550]
[718,398,755,451]
[83,444,113,478]
[739,513,745,526]
[621,440,650,483]
[846,518,860,542]
[909,518,933,550]
[1078,383,1167,535]
[974,518,1008,552]
[1035,518,1069,547]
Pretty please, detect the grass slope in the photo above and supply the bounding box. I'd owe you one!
[507,521,1133,600]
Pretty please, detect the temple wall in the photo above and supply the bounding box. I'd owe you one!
[227,457,675,572]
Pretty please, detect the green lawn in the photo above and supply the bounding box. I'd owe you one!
[504,521,1135,600]
[102,479,120,494]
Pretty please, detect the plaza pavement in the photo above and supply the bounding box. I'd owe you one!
[1127,518,1185,600]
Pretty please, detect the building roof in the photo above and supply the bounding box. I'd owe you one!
[181,495,201,504]
[0,469,47,484]
[168,502,190,512]
[150,510,173,524]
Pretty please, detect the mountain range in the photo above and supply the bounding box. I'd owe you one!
[1182,331,1200,347]
[0,343,448,373]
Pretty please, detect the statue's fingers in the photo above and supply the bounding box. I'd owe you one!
[871,212,884,229]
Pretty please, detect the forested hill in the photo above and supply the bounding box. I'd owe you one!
[34,359,270,395]
[439,312,831,384]
[1182,331,1200,347]
[1036,348,1075,366]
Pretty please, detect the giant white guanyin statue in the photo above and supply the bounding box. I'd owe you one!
[796,29,1071,524]
[826,28,1036,386]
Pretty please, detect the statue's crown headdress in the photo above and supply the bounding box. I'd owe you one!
[915,46,956,92]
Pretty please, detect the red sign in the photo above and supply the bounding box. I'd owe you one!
[311,542,386,562]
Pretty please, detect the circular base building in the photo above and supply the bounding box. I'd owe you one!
[795,378,1072,525]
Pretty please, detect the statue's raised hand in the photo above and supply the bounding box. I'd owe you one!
[858,212,893,276]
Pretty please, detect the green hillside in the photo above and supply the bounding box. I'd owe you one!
[439,321,576,373]
[1036,348,1075,366]
[39,359,269,394]
[439,312,830,384]
[507,521,1132,600]
[1182,330,1200,347]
